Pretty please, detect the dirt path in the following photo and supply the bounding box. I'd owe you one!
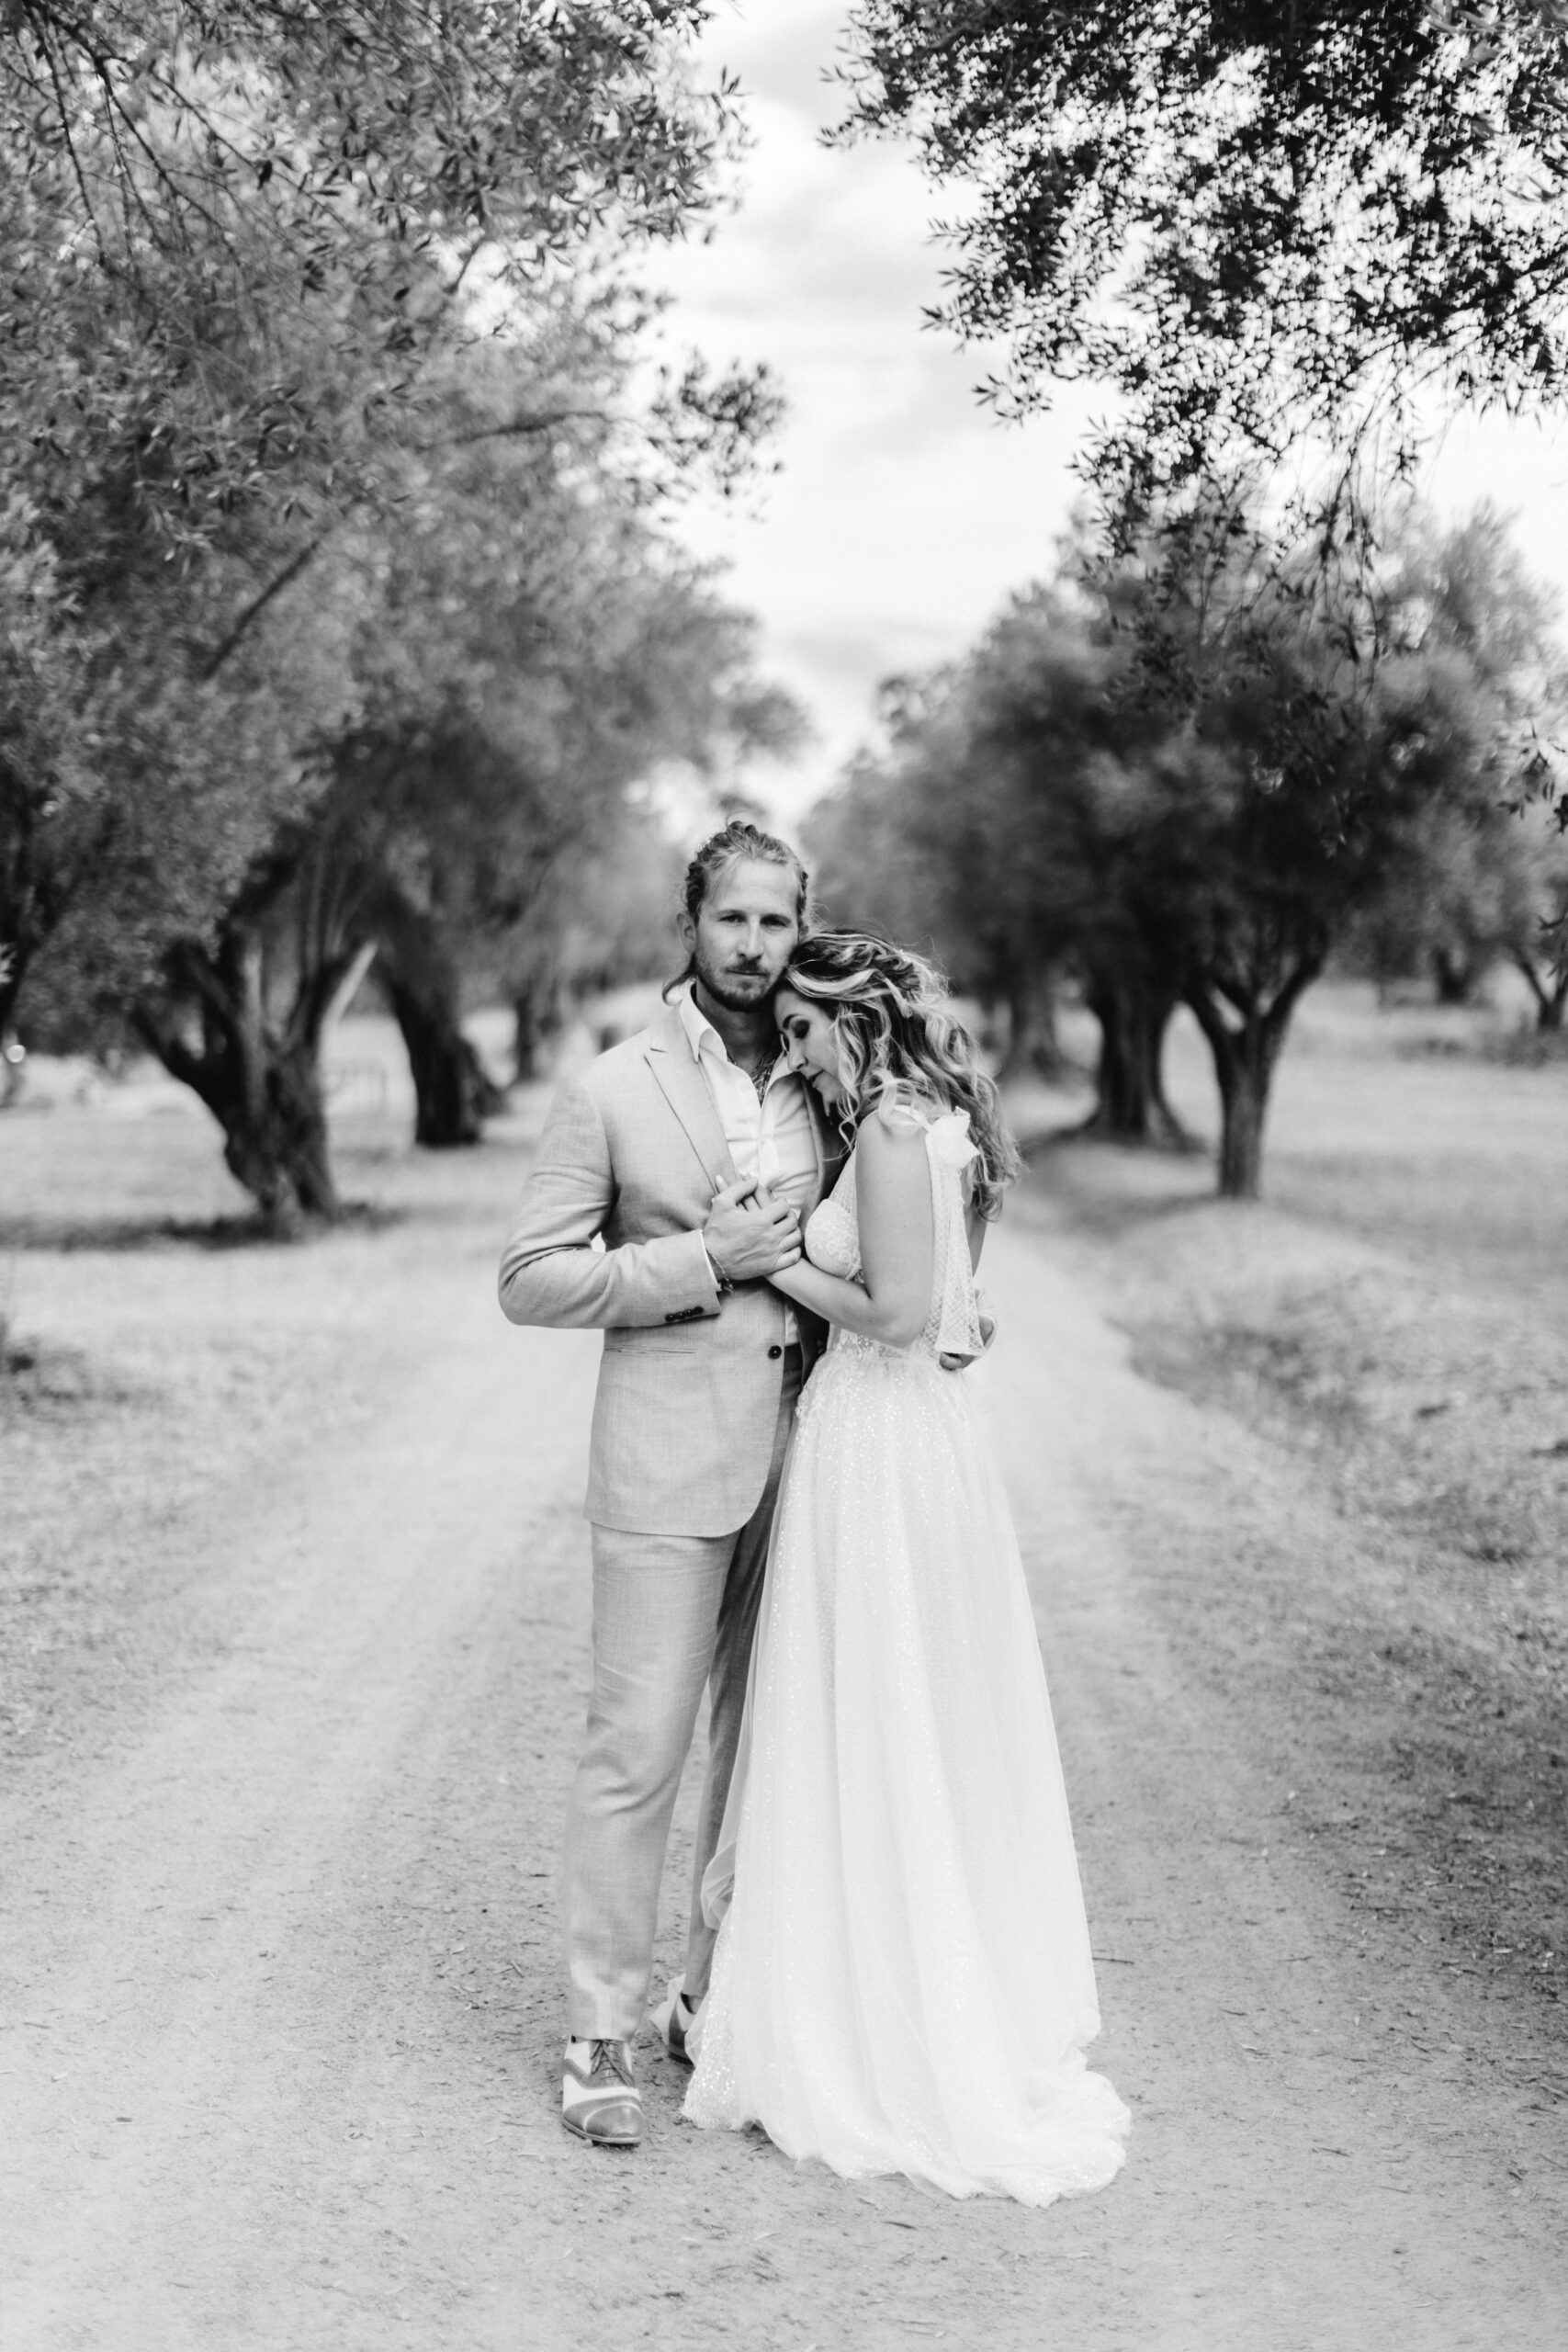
[3,1182,1565,2348]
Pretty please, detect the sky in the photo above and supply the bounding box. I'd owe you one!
[652,2,1568,823]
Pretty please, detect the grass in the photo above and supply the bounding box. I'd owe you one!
[1015,978,1568,1326]
[1008,978,1568,2011]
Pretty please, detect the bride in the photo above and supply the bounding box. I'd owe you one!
[678,932,1130,2205]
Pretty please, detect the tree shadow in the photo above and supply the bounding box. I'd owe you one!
[0,1201,400,1253]
[1012,1121,1230,1243]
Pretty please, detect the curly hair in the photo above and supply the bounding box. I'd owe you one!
[782,932,1021,1219]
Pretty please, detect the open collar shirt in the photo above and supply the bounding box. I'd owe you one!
[676,980,818,1342]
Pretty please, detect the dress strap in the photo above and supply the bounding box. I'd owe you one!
[924,1114,985,1367]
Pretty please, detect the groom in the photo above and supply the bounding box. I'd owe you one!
[498,820,837,2148]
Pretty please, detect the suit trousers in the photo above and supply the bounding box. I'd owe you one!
[566,1347,803,2041]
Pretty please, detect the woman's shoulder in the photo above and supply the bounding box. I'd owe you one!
[869,1080,958,1137]
[854,1099,931,1183]
[872,1086,972,1153]
[859,1092,973,1197]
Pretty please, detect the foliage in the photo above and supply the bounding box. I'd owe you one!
[811,606,1164,1084]
[0,486,338,1044]
[2,1,741,558]
[840,2,1568,522]
[818,503,1562,1193]
[1,1,777,1057]
[107,362,800,1209]
[1348,509,1568,1012]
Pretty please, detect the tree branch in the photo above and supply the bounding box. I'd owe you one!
[199,538,323,682]
[131,1003,216,1106]
[1513,947,1549,1014]
[409,407,611,454]
[1182,976,1238,1080]
[1261,937,1329,1041]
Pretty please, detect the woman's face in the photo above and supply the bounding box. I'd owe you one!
[776,987,848,1105]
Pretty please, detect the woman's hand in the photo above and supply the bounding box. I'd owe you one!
[761,1118,933,1349]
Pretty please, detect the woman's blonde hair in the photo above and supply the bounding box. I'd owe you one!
[783,933,1021,1218]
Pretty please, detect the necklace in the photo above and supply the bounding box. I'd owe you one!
[747,1057,773,1106]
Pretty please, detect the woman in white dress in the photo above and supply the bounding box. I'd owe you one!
[682,933,1130,2205]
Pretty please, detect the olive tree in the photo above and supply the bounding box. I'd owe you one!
[840,2,1568,524]
[2,2,785,1216]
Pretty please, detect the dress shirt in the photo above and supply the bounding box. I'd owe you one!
[676,980,818,1340]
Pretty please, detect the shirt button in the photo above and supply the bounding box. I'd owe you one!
[767,1344,783,1360]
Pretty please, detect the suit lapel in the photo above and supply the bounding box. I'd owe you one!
[646,1003,739,1193]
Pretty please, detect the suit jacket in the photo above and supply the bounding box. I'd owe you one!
[498,1001,841,1536]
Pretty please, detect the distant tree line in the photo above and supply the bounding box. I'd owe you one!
[809,505,1568,1199]
[0,2,795,1227]
[817,2,1568,1199]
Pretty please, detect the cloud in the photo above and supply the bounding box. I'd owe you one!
[651,7,1097,811]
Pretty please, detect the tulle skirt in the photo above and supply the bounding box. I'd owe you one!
[683,1336,1131,2205]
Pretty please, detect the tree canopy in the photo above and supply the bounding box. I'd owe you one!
[1,1,773,1019]
[840,3,1568,520]
[814,503,1562,1195]
[2,1,741,559]
[1,3,799,1222]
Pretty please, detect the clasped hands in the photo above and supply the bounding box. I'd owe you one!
[702,1175,803,1286]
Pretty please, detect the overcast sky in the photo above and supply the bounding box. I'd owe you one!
[654,2,1568,822]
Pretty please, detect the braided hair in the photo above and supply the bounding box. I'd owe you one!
[782,932,1021,1219]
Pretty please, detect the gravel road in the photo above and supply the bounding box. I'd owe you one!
[3,1150,1564,2349]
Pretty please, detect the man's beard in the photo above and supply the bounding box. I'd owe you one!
[693,949,775,1015]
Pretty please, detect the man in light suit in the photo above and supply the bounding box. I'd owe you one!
[499,820,838,2148]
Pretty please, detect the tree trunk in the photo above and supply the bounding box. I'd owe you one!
[1079,972,1190,1146]
[1212,1035,1272,1200]
[137,928,339,1232]
[1185,945,1325,1201]
[378,900,504,1148]
[0,945,27,1045]
[1431,944,1478,1006]
[1513,950,1568,1031]
[996,967,1069,1080]
[215,1037,337,1226]
[388,979,496,1147]
[512,975,563,1082]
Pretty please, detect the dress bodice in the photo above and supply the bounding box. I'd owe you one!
[803,1105,986,1368]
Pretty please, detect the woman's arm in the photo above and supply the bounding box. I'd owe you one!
[769,1113,933,1348]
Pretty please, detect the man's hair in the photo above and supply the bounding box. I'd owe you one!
[663,819,812,1000]
[680,818,811,927]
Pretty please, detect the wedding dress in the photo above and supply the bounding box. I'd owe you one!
[682,1106,1130,2204]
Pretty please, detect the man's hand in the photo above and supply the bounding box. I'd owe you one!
[703,1177,802,1284]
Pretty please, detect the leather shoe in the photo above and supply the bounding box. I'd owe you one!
[649,1975,698,2067]
[562,2039,642,2146]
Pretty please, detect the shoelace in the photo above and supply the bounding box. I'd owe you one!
[587,2039,633,2086]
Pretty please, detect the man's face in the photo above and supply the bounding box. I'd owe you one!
[682,858,801,1015]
